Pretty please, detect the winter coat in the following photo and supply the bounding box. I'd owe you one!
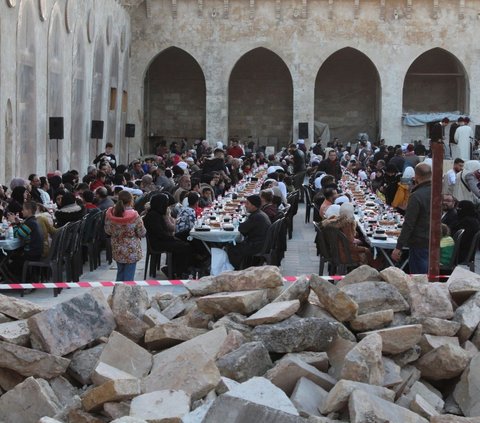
[104,207,146,264]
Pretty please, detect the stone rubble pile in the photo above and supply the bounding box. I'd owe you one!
[0,265,479,422]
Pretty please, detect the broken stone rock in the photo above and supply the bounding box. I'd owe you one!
[280,351,329,372]
[409,282,454,320]
[357,324,422,355]
[380,266,412,297]
[0,367,25,391]
[197,289,269,317]
[447,267,480,304]
[431,415,480,422]
[337,265,381,287]
[290,377,328,418]
[185,265,283,296]
[82,378,142,412]
[49,375,80,407]
[252,316,338,353]
[0,293,44,319]
[211,313,252,340]
[348,388,428,423]
[391,345,422,367]
[309,274,358,322]
[340,332,384,385]
[382,356,403,388]
[91,362,137,386]
[326,336,357,380]
[244,299,300,326]
[453,352,480,417]
[453,291,480,343]
[341,281,409,314]
[407,316,461,337]
[103,401,131,420]
[416,344,473,381]
[272,275,310,304]
[142,307,170,327]
[0,319,30,346]
[216,341,272,382]
[0,377,61,423]
[418,334,460,356]
[68,344,105,386]
[410,394,440,419]
[145,321,208,349]
[27,288,116,356]
[349,309,394,332]
[130,389,191,422]
[265,355,336,396]
[0,340,70,378]
[161,296,187,320]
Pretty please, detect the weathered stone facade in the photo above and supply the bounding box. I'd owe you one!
[0,0,130,182]
[126,0,480,153]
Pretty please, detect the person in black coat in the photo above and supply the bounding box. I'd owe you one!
[453,200,480,263]
[227,194,271,270]
[441,194,458,233]
[54,192,86,228]
[143,194,192,277]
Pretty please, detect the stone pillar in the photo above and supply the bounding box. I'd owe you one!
[378,65,404,146]
[292,63,316,148]
[205,65,229,145]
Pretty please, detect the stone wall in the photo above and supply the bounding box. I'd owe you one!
[126,0,480,151]
[0,0,130,182]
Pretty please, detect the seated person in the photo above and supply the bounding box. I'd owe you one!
[175,192,200,240]
[198,187,213,208]
[260,189,279,223]
[319,187,338,219]
[440,223,454,267]
[227,194,271,270]
[7,201,45,281]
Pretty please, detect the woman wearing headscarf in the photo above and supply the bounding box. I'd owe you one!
[392,166,415,213]
[105,190,146,281]
[143,193,192,277]
[54,191,85,227]
[453,200,480,263]
[6,186,29,218]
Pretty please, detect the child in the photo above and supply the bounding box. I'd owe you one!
[440,223,454,267]
[198,187,213,208]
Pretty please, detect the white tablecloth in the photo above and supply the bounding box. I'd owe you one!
[189,229,242,245]
[0,238,23,251]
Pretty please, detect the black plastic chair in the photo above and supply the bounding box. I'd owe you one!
[313,222,334,276]
[322,225,361,275]
[286,190,299,239]
[248,217,287,267]
[62,220,82,282]
[440,229,465,275]
[459,230,480,272]
[144,235,173,279]
[303,184,313,223]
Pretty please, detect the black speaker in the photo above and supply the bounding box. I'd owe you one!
[475,125,480,140]
[49,117,64,140]
[125,123,135,138]
[91,120,104,139]
[298,122,309,139]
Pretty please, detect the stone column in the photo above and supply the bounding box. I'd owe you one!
[292,62,316,148]
[204,64,229,145]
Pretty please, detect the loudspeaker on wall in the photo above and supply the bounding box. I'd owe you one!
[475,125,480,140]
[49,117,64,140]
[91,120,104,139]
[298,122,309,139]
[125,123,135,138]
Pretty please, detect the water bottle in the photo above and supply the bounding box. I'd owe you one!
[7,225,14,240]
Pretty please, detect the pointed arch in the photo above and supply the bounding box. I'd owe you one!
[315,47,381,142]
[144,46,206,152]
[402,47,469,114]
[228,47,293,148]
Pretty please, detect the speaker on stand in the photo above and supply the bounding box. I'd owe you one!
[125,124,135,163]
[91,120,104,156]
[298,122,309,140]
[49,117,64,170]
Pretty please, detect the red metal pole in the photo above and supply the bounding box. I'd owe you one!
[428,141,444,281]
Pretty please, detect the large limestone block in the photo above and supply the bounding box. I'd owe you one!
[98,331,152,378]
[272,275,310,304]
[407,316,461,337]
[357,325,423,355]
[340,333,384,385]
[349,389,428,423]
[201,395,305,422]
[252,316,338,353]
[265,356,336,396]
[0,340,70,378]
[28,288,116,356]
[418,334,460,355]
[144,329,227,401]
[320,379,395,414]
[185,265,283,296]
[68,344,105,385]
[417,344,473,380]
[0,377,61,423]
[0,293,44,319]
[341,281,409,314]
[337,265,381,287]
[216,341,272,382]
[447,267,480,303]
[82,379,142,411]
[453,292,480,342]
[309,275,358,322]
[145,322,208,349]
[453,352,480,417]
[245,300,300,326]
[349,309,394,332]
[290,377,328,417]
[409,282,454,319]
[197,290,269,316]
[0,319,30,346]
[111,285,150,342]
[130,390,191,422]
[380,266,412,297]
[225,376,299,416]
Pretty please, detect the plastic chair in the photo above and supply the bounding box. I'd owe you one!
[251,217,287,267]
[322,225,361,275]
[144,234,173,279]
[459,230,480,272]
[286,190,299,239]
[440,229,465,275]
[303,184,313,223]
[62,220,82,282]
[313,222,334,276]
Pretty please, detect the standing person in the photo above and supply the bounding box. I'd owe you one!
[318,149,342,182]
[104,190,146,281]
[391,163,432,274]
[443,158,464,195]
[454,117,474,161]
[93,142,117,170]
[289,143,306,201]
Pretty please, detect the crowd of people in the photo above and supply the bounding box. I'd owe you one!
[1,126,479,281]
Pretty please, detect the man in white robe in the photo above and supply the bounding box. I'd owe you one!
[454,117,473,160]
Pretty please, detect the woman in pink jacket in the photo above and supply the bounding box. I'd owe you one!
[104,190,146,281]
